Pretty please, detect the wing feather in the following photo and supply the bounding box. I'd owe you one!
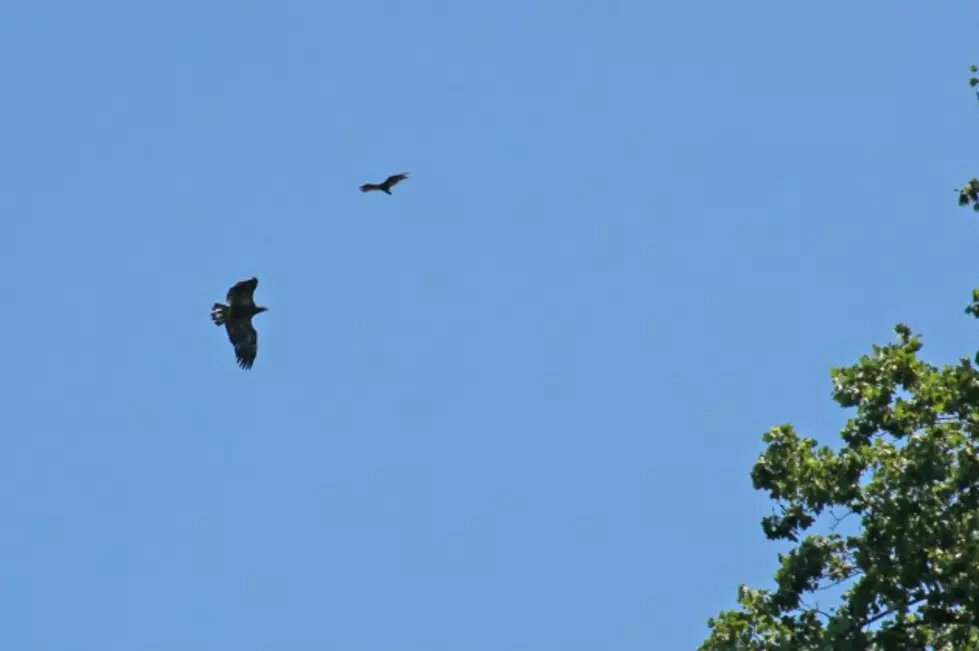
[226,277,258,307]
[225,318,258,370]
[384,173,408,188]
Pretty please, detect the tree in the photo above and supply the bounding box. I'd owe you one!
[699,69,979,651]
[958,65,979,212]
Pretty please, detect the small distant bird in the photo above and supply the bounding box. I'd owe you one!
[210,277,268,370]
[360,173,409,195]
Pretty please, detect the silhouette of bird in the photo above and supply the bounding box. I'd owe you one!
[360,173,409,195]
[210,277,268,370]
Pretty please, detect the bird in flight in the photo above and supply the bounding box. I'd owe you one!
[360,173,409,195]
[210,277,268,370]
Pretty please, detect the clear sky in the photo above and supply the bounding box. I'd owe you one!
[2,2,978,649]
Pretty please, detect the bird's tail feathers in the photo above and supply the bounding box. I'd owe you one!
[211,303,228,326]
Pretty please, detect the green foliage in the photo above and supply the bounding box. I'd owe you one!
[958,180,979,213]
[699,311,979,650]
[700,61,979,651]
[959,66,979,212]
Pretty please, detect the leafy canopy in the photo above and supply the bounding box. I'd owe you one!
[700,67,979,651]
[958,65,979,212]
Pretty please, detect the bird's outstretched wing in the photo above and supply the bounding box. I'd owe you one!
[227,277,258,307]
[225,317,259,370]
[360,183,381,192]
[383,173,408,189]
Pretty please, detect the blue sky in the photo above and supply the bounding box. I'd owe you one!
[1,2,978,649]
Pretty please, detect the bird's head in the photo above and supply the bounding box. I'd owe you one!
[255,306,269,315]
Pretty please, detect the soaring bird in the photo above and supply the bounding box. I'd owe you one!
[210,277,268,370]
[360,173,409,195]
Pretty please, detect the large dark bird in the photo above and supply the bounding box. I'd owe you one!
[360,173,409,195]
[210,277,268,370]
